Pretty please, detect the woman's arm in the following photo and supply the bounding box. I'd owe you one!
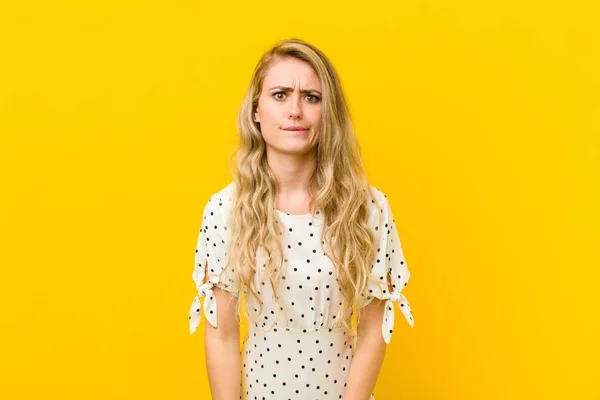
[342,298,387,400]
[204,285,241,400]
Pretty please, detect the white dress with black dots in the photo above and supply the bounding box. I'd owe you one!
[189,183,414,400]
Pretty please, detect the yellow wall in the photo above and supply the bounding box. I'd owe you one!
[1,1,598,399]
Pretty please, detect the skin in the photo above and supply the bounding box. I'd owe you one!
[253,56,322,214]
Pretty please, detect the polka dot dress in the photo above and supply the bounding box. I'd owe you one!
[189,183,414,400]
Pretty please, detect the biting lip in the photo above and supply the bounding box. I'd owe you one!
[281,126,309,131]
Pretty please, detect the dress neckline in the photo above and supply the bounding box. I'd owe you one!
[275,208,321,218]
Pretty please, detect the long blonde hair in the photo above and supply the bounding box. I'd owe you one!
[223,38,384,344]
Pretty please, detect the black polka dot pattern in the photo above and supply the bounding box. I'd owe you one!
[357,187,415,344]
[189,183,414,399]
[189,191,240,333]
[241,326,364,399]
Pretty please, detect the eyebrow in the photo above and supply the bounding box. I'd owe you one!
[269,86,322,96]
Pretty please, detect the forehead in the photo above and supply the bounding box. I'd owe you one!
[263,57,322,90]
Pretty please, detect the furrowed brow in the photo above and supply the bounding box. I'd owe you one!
[269,86,322,96]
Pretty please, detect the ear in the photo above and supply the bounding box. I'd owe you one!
[253,109,260,123]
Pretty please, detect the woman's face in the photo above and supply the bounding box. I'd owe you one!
[254,57,322,156]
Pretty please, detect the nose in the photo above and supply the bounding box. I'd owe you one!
[288,95,302,119]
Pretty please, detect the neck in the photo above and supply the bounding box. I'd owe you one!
[266,149,316,195]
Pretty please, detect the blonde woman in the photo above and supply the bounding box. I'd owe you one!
[189,38,414,400]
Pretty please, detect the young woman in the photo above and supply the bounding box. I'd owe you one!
[189,38,414,400]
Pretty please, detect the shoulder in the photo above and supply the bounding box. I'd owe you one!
[366,184,390,215]
[210,181,236,203]
[367,184,388,203]
[203,181,236,221]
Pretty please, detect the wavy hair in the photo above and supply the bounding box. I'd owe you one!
[222,38,384,345]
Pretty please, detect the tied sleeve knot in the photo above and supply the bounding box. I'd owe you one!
[189,278,219,334]
[198,281,214,297]
[389,291,401,303]
[380,288,414,344]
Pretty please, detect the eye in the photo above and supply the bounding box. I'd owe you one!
[272,92,321,102]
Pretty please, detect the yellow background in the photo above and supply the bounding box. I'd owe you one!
[1,0,598,399]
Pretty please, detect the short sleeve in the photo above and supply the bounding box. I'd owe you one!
[189,196,240,334]
[364,193,414,344]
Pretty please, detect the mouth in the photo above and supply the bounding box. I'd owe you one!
[281,127,309,133]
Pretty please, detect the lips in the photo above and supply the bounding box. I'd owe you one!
[282,126,309,131]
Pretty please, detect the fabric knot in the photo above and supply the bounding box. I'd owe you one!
[381,289,414,344]
[198,281,215,297]
[189,279,219,334]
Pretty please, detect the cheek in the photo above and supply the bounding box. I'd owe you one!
[310,110,322,129]
[260,102,279,122]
